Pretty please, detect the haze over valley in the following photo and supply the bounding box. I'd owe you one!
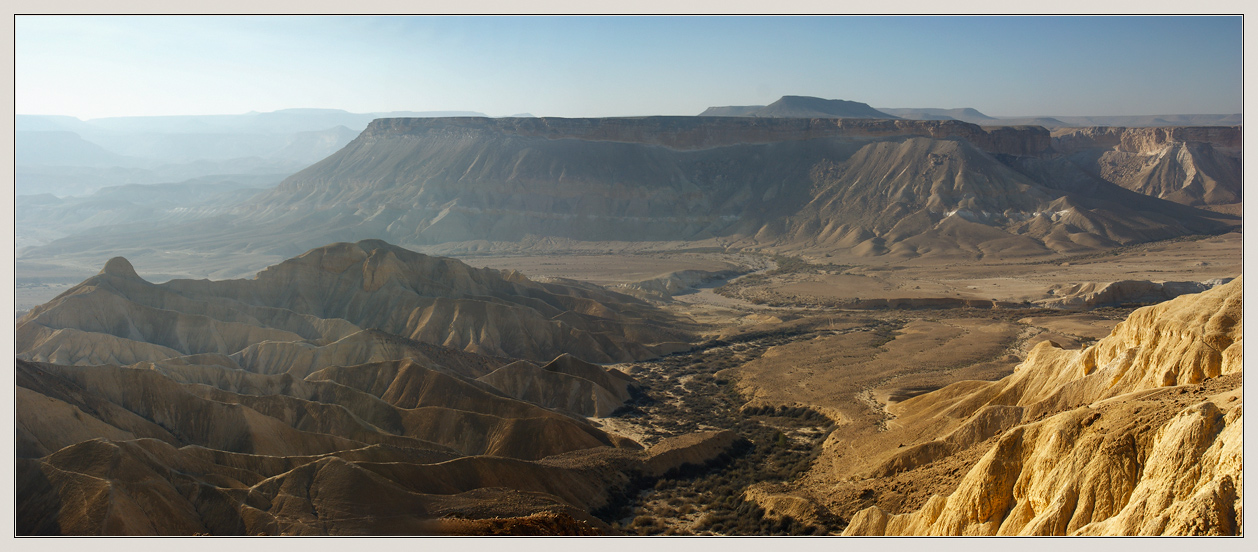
[13,15,1244,537]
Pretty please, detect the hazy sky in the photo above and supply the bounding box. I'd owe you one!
[15,15,1243,120]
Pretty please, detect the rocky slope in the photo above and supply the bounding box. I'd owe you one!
[16,349,746,536]
[13,242,758,535]
[840,277,1242,536]
[478,354,639,417]
[1051,126,1242,207]
[17,240,691,365]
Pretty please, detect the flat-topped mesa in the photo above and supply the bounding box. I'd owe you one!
[359,116,1054,157]
[1052,125,1242,154]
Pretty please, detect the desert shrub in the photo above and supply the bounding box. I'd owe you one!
[778,516,795,532]
[695,514,716,529]
[632,515,657,528]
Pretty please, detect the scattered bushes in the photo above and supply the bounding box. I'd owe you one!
[594,328,840,536]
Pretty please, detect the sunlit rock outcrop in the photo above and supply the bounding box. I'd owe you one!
[844,277,1242,536]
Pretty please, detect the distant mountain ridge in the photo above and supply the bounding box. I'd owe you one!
[877,107,1240,128]
[15,131,139,167]
[16,109,489,135]
[701,97,1241,128]
[700,96,896,119]
[876,107,996,122]
[15,109,489,197]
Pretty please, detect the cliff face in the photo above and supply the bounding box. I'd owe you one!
[360,116,1053,157]
[234,116,1234,260]
[1050,126,1242,207]
[1053,126,1241,155]
[842,277,1242,536]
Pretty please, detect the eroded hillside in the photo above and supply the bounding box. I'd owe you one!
[1051,126,1242,209]
[829,277,1243,535]
[15,241,747,535]
[17,240,691,365]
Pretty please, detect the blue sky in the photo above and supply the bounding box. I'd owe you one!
[15,16,1243,119]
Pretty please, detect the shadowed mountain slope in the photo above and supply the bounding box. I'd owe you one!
[16,350,745,535]
[478,354,639,417]
[17,240,691,364]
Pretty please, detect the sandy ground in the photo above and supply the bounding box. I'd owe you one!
[723,316,1023,427]
[725,232,1242,305]
[457,251,756,286]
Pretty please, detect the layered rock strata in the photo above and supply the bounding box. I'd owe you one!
[842,277,1242,536]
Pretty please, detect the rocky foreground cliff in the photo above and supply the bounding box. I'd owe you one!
[839,277,1242,536]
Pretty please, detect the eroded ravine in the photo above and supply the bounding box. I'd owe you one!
[591,321,896,535]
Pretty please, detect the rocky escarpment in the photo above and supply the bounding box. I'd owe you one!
[359,116,1052,157]
[224,116,1235,261]
[841,277,1242,536]
[1053,126,1241,154]
[1050,126,1241,207]
[18,114,1238,270]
